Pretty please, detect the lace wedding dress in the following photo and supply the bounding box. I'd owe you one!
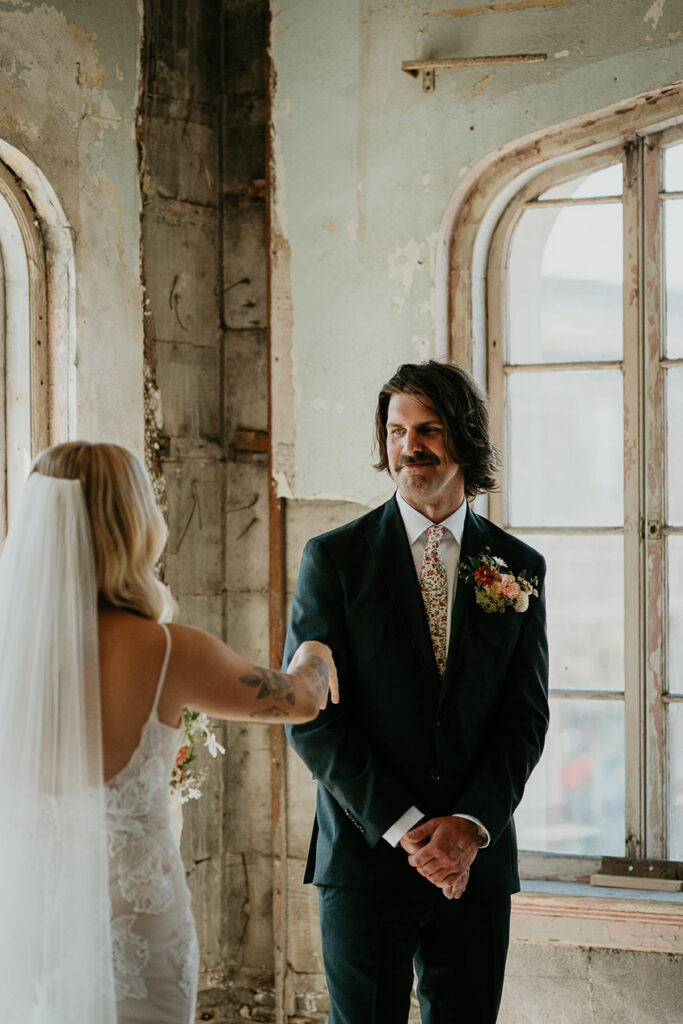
[105,624,199,1023]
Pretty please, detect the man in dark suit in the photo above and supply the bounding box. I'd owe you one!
[284,361,549,1024]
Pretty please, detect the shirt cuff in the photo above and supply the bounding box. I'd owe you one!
[453,813,490,848]
[383,805,425,847]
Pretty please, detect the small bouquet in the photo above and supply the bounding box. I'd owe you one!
[458,548,538,615]
[169,709,226,808]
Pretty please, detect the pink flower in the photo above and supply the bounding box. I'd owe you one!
[499,574,520,600]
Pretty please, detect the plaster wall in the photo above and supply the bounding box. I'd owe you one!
[270,0,683,506]
[0,0,144,450]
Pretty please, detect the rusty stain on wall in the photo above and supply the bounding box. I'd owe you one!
[429,0,575,17]
[472,73,490,96]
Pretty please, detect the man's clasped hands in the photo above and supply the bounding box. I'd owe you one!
[399,815,483,900]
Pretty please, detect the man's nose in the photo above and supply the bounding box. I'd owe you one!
[403,428,424,453]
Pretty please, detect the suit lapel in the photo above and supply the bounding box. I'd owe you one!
[443,505,490,683]
[365,497,441,688]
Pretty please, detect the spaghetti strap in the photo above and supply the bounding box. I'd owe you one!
[150,623,172,716]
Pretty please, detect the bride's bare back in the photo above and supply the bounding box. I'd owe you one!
[98,607,336,782]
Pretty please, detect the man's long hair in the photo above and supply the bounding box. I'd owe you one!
[374,360,499,499]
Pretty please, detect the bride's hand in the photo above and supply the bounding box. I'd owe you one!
[289,640,339,708]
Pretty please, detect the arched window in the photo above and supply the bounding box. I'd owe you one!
[444,85,683,881]
[0,145,75,530]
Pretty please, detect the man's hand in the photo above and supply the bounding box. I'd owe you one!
[439,867,470,900]
[399,816,482,886]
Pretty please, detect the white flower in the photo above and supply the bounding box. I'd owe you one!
[194,712,211,736]
[204,731,226,758]
[514,591,529,613]
[490,555,508,569]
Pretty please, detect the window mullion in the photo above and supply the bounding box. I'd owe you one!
[641,134,667,858]
[486,206,512,528]
[621,140,645,858]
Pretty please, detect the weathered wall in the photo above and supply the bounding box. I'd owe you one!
[499,944,682,1024]
[0,0,144,449]
[272,2,683,1022]
[271,0,683,506]
[140,4,227,1018]
[220,1,273,1017]
[140,1,271,1020]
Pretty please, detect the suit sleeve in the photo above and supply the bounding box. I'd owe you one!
[284,537,416,848]
[453,554,550,844]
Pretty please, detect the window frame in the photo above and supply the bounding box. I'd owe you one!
[483,129,683,881]
[0,142,77,531]
[0,160,49,527]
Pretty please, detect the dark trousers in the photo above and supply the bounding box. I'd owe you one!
[317,884,511,1024]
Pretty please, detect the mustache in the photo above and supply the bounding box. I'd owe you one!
[394,453,440,470]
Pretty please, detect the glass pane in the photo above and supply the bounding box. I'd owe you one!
[669,704,683,859]
[664,142,683,192]
[508,370,624,527]
[668,536,683,695]
[523,534,624,692]
[539,163,623,201]
[509,204,623,363]
[515,698,624,855]
[664,199,683,358]
[668,368,683,525]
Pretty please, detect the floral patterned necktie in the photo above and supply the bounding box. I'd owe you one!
[419,524,448,676]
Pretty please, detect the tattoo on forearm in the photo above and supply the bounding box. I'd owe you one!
[296,655,328,698]
[239,667,296,705]
[239,655,328,715]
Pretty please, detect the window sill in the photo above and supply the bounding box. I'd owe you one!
[511,881,683,954]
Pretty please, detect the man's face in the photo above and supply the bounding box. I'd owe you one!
[385,392,465,518]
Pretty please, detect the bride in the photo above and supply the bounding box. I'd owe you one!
[0,441,337,1024]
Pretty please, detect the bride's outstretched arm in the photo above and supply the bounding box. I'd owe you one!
[161,625,338,725]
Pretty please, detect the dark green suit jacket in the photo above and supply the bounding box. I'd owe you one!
[284,496,549,899]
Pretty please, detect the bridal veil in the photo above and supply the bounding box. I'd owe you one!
[0,472,116,1022]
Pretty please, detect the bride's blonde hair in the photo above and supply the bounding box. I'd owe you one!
[32,441,175,622]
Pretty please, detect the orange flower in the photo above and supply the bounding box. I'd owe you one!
[176,745,190,768]
[474,566,499,588]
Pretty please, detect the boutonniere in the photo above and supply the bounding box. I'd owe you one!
[458,548,538,614]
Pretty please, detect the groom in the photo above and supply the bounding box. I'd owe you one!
[284,361,549,1024]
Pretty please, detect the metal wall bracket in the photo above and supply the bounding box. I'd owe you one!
[402,53,547,92]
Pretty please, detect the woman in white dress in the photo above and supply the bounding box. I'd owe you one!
[0,441,336,1024]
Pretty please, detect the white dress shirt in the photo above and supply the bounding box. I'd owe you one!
[382,492,490,849]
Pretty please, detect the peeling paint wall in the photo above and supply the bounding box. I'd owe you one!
[271,0,683,505]
[140,2,271,1021]
[0,0,144,448]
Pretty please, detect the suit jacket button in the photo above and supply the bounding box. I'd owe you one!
[436,715,447,727]
[431,769,441,782]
